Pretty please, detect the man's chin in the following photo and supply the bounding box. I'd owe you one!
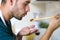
[15,17,22,20]
[19,17,22,20]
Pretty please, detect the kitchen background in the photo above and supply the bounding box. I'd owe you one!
[0,0,60,40]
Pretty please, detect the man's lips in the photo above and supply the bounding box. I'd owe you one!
[23,13,27,17]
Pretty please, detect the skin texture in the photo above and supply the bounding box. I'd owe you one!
[40,14,60,40]
[1,0,30,21]
[0,0,37,40]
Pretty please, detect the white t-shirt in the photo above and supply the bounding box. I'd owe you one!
[0,10,7,27]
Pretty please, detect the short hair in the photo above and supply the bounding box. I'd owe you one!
[1,0,6,4]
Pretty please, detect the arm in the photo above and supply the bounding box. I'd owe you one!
[40,14,60,40]
[40,26,54,40]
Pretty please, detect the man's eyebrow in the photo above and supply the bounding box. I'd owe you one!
[25,1,30,4]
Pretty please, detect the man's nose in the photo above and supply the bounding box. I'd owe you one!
[26,5,30,12]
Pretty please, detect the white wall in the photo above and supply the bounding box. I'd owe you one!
[0,0,2,4]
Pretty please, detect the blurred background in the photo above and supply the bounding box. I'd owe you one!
[11,1,60,40]
[0,0,60,40]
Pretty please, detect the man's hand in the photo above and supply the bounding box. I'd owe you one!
[48,13,60,31]
[18,25,37,36]
[40,13,60,40]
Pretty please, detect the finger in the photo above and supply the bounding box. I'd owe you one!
[29,25,35,29]
[55,13,60,16]
[54,13,60,19]
[30,29,38,33]
[24,26,30,29]
[58,19,60,24]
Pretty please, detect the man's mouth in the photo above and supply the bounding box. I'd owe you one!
[23,13,27,17]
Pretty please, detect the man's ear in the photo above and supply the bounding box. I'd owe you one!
[0,0,2,9]
[10,0,13,5]
[10,0,16,7]
[0,3,1,9]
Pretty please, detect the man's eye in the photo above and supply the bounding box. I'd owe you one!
[24,3,28,6]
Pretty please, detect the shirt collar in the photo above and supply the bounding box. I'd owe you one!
[0,10,7,26]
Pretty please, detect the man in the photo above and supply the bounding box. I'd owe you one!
[40,14,60,40]
[0,0,37,40]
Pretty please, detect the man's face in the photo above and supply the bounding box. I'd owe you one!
[11,0,30,20]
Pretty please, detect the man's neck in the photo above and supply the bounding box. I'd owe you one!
[1,8,13,21]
